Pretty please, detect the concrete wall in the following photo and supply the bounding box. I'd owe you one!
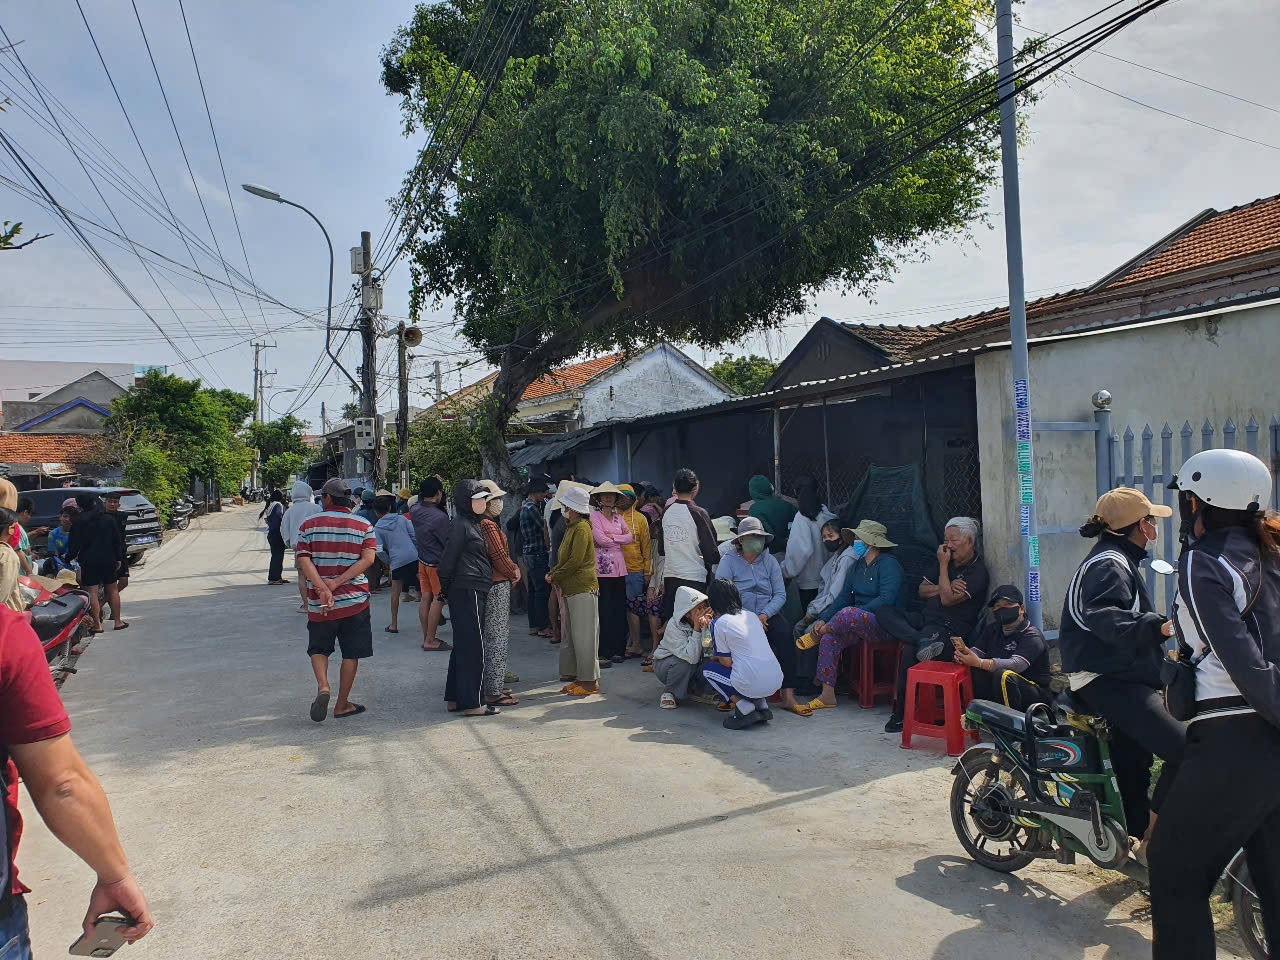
[580,345,729,427]
[41,372,127,407]
[976,300,1280,627]
[0,361,135,402]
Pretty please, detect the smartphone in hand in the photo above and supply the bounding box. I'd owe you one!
[951,636,969,657]
[69,916,132,956]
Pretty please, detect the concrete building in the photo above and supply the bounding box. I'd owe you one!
[1,370,129,433]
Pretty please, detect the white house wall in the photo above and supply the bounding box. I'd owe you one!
[580,345,729,428]
[976,300,1280,628]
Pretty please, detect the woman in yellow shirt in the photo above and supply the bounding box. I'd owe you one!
[617,485,654,659]
[548,485,599,696]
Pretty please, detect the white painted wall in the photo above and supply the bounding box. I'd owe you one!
[976,300,1280,627]
[579,344,730,427]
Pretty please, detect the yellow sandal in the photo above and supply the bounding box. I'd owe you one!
[806,698,836,711]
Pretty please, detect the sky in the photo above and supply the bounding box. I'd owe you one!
[0,0,1277,434]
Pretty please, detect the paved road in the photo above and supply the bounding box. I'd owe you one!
[20,506,1234,959]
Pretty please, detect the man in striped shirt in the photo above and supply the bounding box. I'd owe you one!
[296,478,377,722]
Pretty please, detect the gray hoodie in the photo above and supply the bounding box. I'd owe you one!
[654,585,709,665]
[281,480,322,548]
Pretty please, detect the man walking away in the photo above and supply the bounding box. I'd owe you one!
[658,468,719,626]
[1,606,154,954]
[373,493,418,634]
[295,478,376,722]
[520,481,552,637]
[282,480,322,612]
[410,477,451,651]
[67,494,123,635]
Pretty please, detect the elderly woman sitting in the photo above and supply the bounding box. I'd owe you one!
[714,515,810,716]
[879,516,990,733]
[796,520,904,710]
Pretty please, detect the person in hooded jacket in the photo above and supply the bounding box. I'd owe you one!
[439,480,497,716]
[746,474,796,556]
[1058,487,1183,854]
[283,480,322,612]
[1147,450,1280,959]
[782,475,837,611]
[653,586,712,708]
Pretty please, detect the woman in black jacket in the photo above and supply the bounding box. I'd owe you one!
[1148,449,1280,959]
[439,479,498,716]
[1058,487,1184,854]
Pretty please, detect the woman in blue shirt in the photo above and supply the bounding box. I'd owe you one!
[42,506,77,575]
[798,519,903,710]
[714,516,811,717]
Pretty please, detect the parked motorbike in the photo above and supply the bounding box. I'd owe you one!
[951,694,1267,959]
[17,575,91,682]
[170,495,194,530]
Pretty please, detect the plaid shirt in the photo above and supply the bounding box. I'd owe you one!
[519,497,547,563]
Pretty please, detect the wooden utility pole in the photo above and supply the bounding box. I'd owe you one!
[357,229,383,484]
[397,321,410,491]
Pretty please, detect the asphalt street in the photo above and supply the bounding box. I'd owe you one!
[20,505,1242,959]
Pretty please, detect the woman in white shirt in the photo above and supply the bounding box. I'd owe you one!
[702,578,784,729]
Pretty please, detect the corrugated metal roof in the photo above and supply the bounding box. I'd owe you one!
[508,428,610,467]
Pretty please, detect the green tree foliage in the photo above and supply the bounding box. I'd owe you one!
[261,452,307,490]
[121,441,184,525]
[393,412,484,495]
[381,0,1005,486]
[106,370,253,503]
[341,402,362,423]
[710,355,779,395]
[247,415,309,463]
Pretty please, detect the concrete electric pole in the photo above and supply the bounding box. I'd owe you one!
[250,341,273,488]
[397,321,410,492]
[355,229,384,485]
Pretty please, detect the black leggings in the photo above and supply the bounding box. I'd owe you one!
[597,576,628,660]
[1149,713,1280,959]
[1075,676,1186,838]
[267,529,286,582]
[764,613,796,690]
[444,587,489,711]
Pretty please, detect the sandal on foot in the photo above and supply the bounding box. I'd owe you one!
[640,655,654,667]
[114,621,130,630]
[310,691,330,722]
[486,695,520,706]
[422,640,452,651]
[659,693,677,709]
[384,625,399,633]
[563,683,596,697]
[335,703,366,718]
[717,701,732,712]
[802,699,832,713]
[462,705,500,716]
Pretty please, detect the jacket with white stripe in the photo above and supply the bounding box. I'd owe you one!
[1059,533,1168,688]
[1173,526,1280,726]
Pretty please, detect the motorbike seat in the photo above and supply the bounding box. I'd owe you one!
[968,698,1028,734]
[28,593,89,642]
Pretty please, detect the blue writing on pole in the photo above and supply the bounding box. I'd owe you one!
[1028,569,1041,603]
[1020,505,1030,537]
[1016,409,1031,443]
[1014,378,1029,411]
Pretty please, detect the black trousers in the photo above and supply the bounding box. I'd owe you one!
[878,609,951,716]
[597,576,628,660]
[525,556,549,629]
[267,529,286,582]
[444,586,489,711]
[1149,713,1280,959]
[968,658,1047,710]
[1075,676,1185,837]
[764,612,796,690]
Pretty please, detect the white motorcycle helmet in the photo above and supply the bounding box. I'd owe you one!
[1171,448,1272,540]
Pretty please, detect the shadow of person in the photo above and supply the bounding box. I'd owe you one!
[895,854,1153,959]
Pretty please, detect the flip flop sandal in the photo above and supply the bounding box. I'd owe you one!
[802,699,832,713]
[310,691,330,722]
[487,695,520,706]
[640,655,654,666]
[422,641,452,651]
[717,701,732,712]
[335,703,367,718]
[563,683,596,697]
[114,622,130,630]
[384,626,399,633]
[462,705,501,716]
[796,632,818,651]
[611,655,625,664]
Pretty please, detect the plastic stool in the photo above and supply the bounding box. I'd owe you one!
[848,639,902,709]
[900,661,977,756]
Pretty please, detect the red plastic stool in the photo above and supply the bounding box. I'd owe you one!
[848,639,903,709]
[900,662,977,756]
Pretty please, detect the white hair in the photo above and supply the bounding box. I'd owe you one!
[944,516,981,545]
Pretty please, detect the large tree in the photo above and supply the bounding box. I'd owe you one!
[382,0,1004,488]
[710,354,780,395]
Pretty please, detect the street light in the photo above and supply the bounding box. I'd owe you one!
[240,183,360,397]
[267,387,298,420]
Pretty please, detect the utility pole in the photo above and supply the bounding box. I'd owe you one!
[250,341,273,488]
[433,360,444,404]
[995,0,1041,630]
[320,401,327,436]
[357,229,383,485]
[397,321,410,492]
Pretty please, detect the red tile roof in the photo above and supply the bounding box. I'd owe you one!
[435,353,627,411]
[0,433,108,464]
[1111,194,1280,288]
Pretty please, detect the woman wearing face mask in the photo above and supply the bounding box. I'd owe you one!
[794,522,855,637]
[714,516,811,716]
[1058,487,1184,859]
[795,520,904,710]
[1147,450,1280,959]
[478,480,521,708]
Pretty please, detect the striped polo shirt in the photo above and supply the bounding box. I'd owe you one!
[295,508,377,621]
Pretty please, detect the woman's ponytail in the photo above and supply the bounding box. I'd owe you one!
[1079,515,1108,538]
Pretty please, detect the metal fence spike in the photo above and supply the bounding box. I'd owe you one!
[1247,415,1259,429]
[1182,421,1194,436]
[1142,423,1153,439]
[1123,425,1134,439]
[1161,422,1173,438]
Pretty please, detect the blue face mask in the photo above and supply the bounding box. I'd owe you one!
[852,540,867,559]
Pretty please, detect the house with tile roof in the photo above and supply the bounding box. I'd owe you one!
[0,432,115,489]
[430,342,732,434]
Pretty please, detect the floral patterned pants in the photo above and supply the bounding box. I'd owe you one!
[814,606,882,688]
[482,580,512,698]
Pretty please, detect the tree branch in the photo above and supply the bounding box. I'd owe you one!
[0,232,51,250]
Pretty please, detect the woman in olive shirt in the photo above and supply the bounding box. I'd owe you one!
[548,486,599,695]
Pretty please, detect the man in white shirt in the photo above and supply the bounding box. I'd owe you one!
[657,468,719,625]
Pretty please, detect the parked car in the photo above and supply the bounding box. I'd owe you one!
[23,487,164,564]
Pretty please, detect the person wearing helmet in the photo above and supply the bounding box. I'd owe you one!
[1147,449,1280,958]
[1057,487,1184,860]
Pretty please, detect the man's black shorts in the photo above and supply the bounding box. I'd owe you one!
[79,561,117,588]
[392,561,418,589]
[306,608,374,660]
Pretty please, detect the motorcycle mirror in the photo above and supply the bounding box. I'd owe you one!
[1150,559,1174,576]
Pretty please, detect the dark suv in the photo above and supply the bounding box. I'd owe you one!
[23,487,164,564]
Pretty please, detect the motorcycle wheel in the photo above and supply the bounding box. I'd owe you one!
[1233,864,1269,960]
[950,748,1038,873]
[176,517,190,530]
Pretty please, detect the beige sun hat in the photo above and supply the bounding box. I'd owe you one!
[712,516,737,542]
[550,480,592,510]
[843,519,897,548]
[729,515,773,543]
[478,479,507,499]
[589,481,625,503]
